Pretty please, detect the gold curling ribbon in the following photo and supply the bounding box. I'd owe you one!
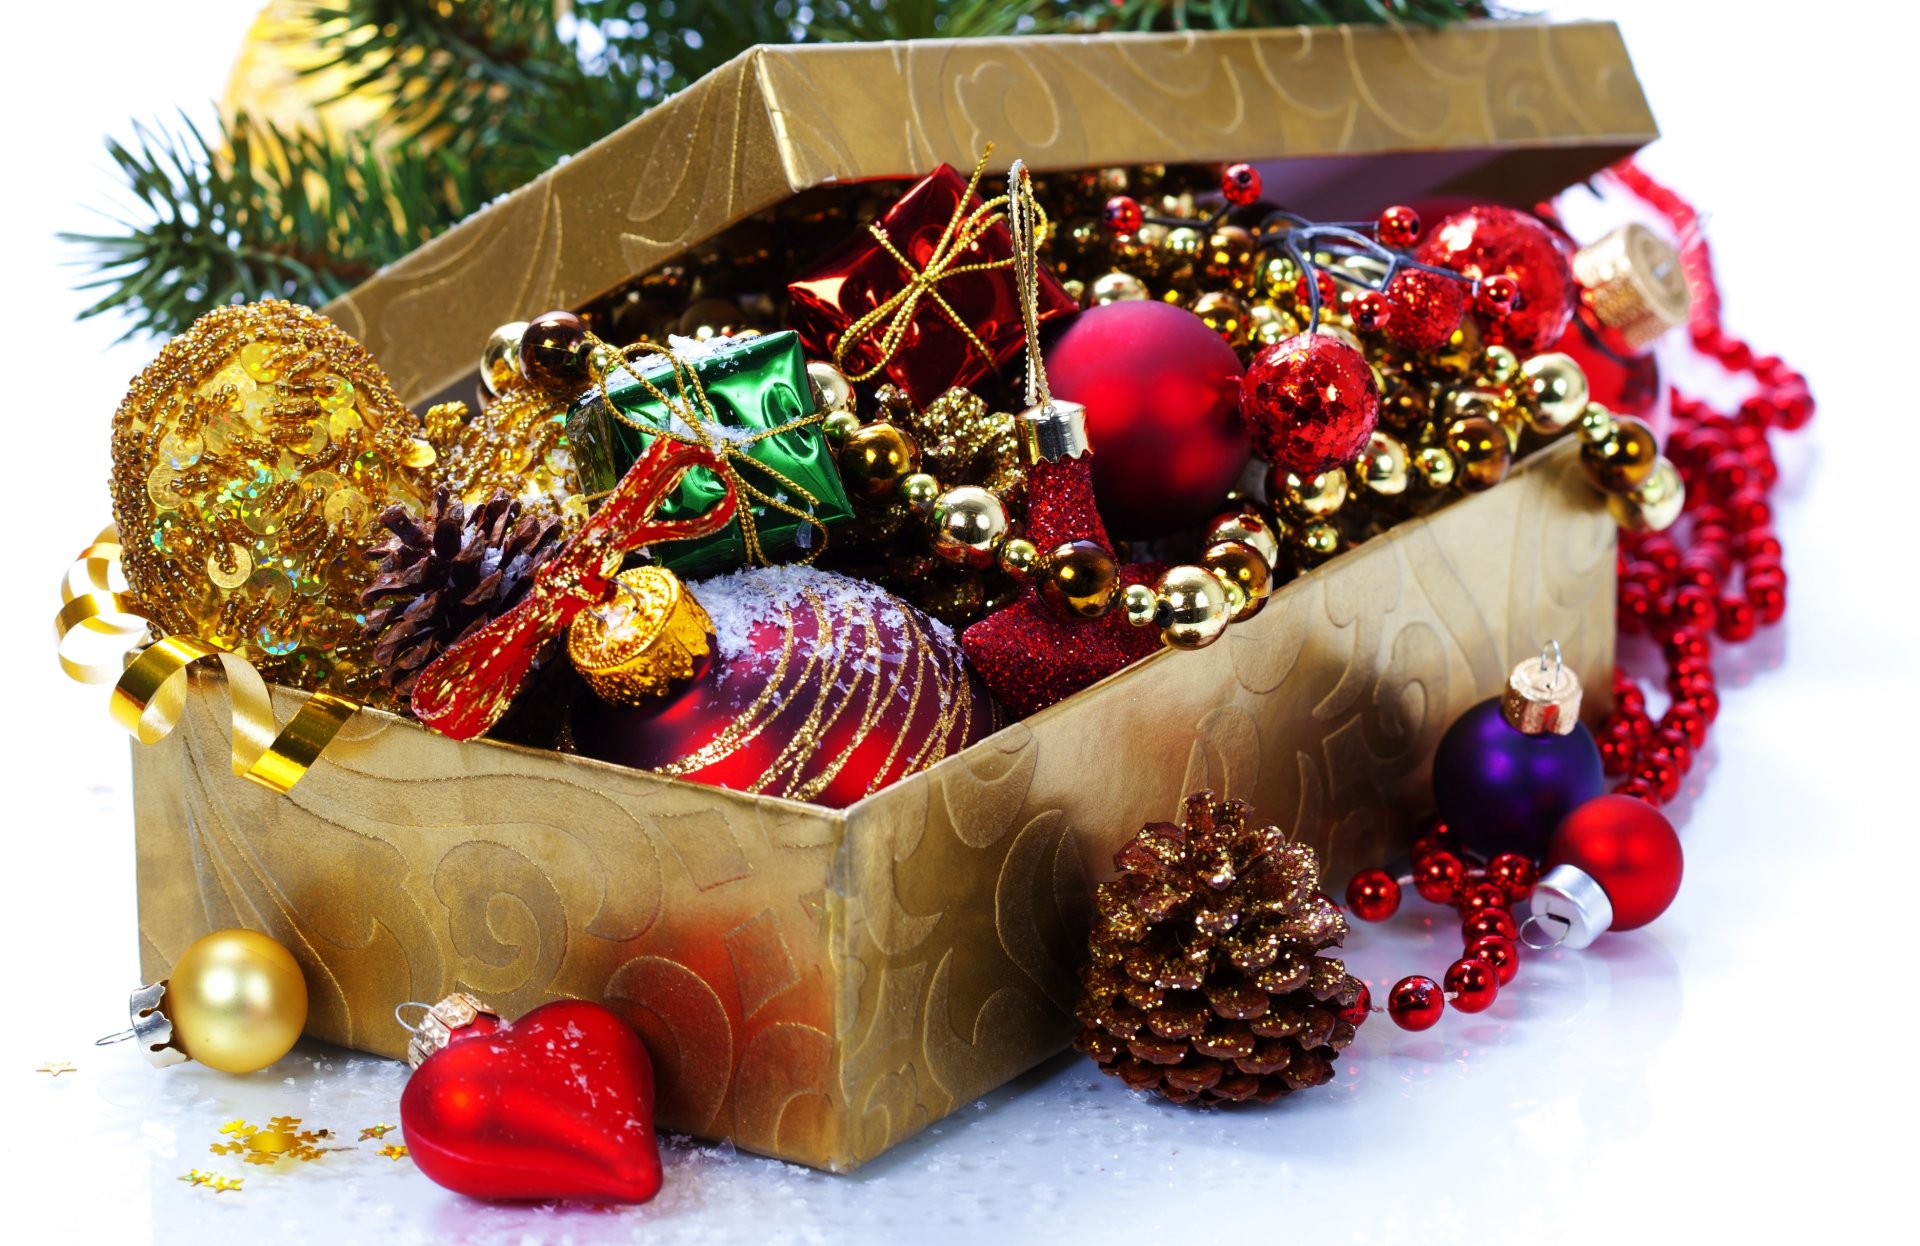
[831,142,1047,384]
[592,339,830,567]
[55,527,357,795]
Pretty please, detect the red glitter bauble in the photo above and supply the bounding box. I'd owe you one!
[573,567,997,807]
[1221,163,1263,205]
[1382,267,1469,352]
[1546,795,1684,931]
[1102,195,1144,235]
[1042,301,1249,539]
[401,1000,662,1203]
[1241,332,1379,477]
[1416,205,1576,353]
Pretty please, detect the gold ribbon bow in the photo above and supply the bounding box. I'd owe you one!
[55,528,358,794]
[831,143,1045,384]
[593,338,829,567]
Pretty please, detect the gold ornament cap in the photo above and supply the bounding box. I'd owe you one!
[1572,224,1691,353]
[567,566,714,708]
[400,992,500,1069]
[1502,641,1583,736]
[1018,397,1090,464]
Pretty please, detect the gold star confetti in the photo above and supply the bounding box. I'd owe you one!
[210,1117,337,1165]
[210,1177,244,1194]
[179,1170,215,1187]
[359,1123,398,1141]
[179,1170,243,1194]
[35,1061,76,1077]
[376,1144,410,1161]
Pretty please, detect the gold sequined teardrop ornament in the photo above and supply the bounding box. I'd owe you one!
[109,300,434,701]
[567,567,714,707]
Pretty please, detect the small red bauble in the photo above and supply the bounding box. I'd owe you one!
[1487,853,1539,903]
[1475,273,1521,319]
[1414,850,1466,904]
[400,1000,663,1203]
[1221,163,1262,205]
[1042,300,1249,539]
[1546,795,1684,931]
[1241,332,1380,478]
[1416,205,1575,354]
[1382,267,1469,351]
[1388,975,1446,1031]
[1345,868,1402,922]
[1102,195,1144,235]
[1294,269,1338,308]
[1466,934,1520,986]
[1463,908,1519,943]
[1349,290,1391,332]
[1336,981,1373,1027]
[1376,205,1421,249]
[1444,958,1499,1013]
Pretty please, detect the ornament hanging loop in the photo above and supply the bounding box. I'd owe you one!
[1517,912,1569,951]
[1007,159,1090,464]
[1540,639,1564,686]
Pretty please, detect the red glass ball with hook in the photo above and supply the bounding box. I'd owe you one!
[1546,795,1684,931]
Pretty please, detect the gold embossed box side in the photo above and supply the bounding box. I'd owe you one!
[324,21,1655,407]
[821,443,1612,1169]
[132,704,855,1165]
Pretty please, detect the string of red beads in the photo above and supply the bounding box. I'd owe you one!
[1344,161,1812,1030]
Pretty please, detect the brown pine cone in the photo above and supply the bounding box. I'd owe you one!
[361,489,566,704]
[1074,791,1367,1105]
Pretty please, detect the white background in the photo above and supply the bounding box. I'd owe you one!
[2,3,1914,1242]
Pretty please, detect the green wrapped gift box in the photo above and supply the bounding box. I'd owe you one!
[565,330,853,577]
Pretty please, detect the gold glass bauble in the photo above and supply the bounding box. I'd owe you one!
[822,409,863,444]
[900,472,941,513]
[1379,378,1433,433]
[1090,270,1150,305]
[1258,254,1301,300]
[1354,431,1410,497]
[1272,467,1349,521]
[807,360,857,416]
[1581,413,1661,492]
[1415,445,1458,489]
[997,536,1042,581]
[1204,225,1256,286]
[1203,510,1282,568]
[1155,564,1232,650]
[927,486,1009,569]
[1606,456,1686,531]
[1576,403,1616,446]
[1249,300,1302,348]
[839,422,922,502]
[1191,291,1253,349]
[1520,352,1591,433]
[1295,520,1342,561]
[1480,344,1522,387]
[1202,539,1272,621]
[1122,582,1159,628]
[481,321,529,398]
[163,929,308,1074]
[1445,416,1513,492]
[1040,540,1120,619]
[110,301,435,700]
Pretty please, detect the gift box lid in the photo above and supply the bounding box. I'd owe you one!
[322,20,1656,408]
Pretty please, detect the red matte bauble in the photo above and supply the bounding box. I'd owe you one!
[1546,795,1684,931]
[400,1000,663,1204]
[1241,332,1379,477]
[1041,301,1249,539]
[1416,205,1576,354]
[573,567,997,806]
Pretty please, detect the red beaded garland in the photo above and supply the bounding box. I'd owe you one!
[1335,981,1373,1027]
[1463,908,1519,944]
[1221,163,1263,206]
[1345,868,1402,922]
[1376,205,1421,249]
[1414,851,1467,904]
[1444,958,1499,1013]
[1458,881,1509,916]
[1487,853,1538,903]
[1102,195,1144,236]
[1388,975,1446,1031]
[1466,934,1520,986]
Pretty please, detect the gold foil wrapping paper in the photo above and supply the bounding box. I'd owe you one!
[319,21,1656,407]
[135,444,1614,1171]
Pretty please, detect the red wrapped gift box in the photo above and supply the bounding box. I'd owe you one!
[787,162,1079,407]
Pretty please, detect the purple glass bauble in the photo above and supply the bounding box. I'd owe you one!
[1432,698,1605,860]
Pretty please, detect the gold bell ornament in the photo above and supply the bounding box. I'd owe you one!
[98,929,309,1074]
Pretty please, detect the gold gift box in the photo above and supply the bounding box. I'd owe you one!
[135,21,1645,1171]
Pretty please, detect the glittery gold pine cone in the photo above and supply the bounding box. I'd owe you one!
[1074,791,1367,1105]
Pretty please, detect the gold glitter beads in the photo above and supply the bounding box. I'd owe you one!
[567,567,714,707]
[838,422,922,502]
[1039,540,1119,619]
[1154,564,1232,650]
[927,486,1010,570]
[109,301,434,698]
[1445,416,1513,492]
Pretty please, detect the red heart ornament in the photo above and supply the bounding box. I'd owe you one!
[400,999,663,1203]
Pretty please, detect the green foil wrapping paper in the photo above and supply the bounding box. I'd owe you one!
[566,330,853,576]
